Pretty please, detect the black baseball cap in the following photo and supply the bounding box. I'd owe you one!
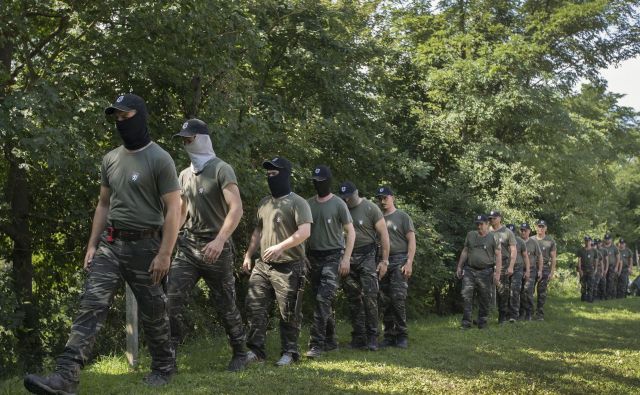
[174,119,209,137]
[506,224,516,232]
[488,210,501,218]
[474,214,488,224]
[375,186,393,197]
[594,238,601,243]
[583,235,592,241]
[262,156,292,172]
[536,219,547,227]
[105,93,146,115]
[603,233,612,240]
[619,238,626,244]
[338,181,357,197]
[520,222,531,230]
[311,165,331,181]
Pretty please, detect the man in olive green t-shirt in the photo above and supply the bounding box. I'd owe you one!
[25,94,181,394]
[242,157,312,367]
[506,224,530,321]
[603,233,620,299]
[616,239,633,298]
[488,210,516,324]
[519,222,542,320]
[534,220,557,320]
[376,186,415,348]
[166,119,247,372]
[304,166,355,358]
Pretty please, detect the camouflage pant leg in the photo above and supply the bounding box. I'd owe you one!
[617,271,629,298]
[56,237,124,380]
[308,252,341,348]
[607,271,619,299]
[342,250,378,344]
[166,240,201,346]
[536,265,552,317]
[583,270,594,302]
[520,271,537,316]
[379,254,408,340]
[461,267,493,326]
[495,262,510,322]
[508,267,524,320]
[246,260,303,359]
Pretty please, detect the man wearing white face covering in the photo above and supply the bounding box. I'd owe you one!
[166,119,248,372]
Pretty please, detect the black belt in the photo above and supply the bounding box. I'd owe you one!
[308,248,343,258]
[108,227,160,241]
[353,243,376,254]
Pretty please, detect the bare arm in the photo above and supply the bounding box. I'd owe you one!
[84,186,111,270]
[149,190,182,285]
[374,218,390,278]
[243,227,262,273]
[179,196,188,228]
[402,231,416,279]
[456,247,469,279]
[494,248,502,284]
[262,223,311,262]
[202,183,243,263]
[523,250,531,279]
[507,244,517,275]
[550,249,557,279]
[338,223,356,277]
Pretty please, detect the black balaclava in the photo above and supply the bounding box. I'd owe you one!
[267,167,292,198]
[313,179,332,198]
[116,104,150,150]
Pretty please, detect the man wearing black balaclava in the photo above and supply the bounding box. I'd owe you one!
[304,165,355,359]
[25,94,181,394]
[242,157,313,367]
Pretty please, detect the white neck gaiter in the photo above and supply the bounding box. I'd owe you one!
[184,134,216,173]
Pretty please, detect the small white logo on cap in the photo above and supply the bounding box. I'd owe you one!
[379,188,384,192]
[272,157,279,161]
[182,121,189,129]
[315,168,320,174]
[341,186,346,192]
[116,95,124,103]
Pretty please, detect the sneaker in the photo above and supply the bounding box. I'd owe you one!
[227,352,248,372]
[379,337,396,348]
[275,352,295,366]
[143,370,173,387]
[367,336,378,351]
[396,338,408,349]
[305,346,323,359]
[245,350,264,365]
[24,372,78,395]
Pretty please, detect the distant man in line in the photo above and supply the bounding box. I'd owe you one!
[376,186,416,348]
[595,238,609,300]
[603,233,620,300]
[488,211,516,324]
[305,165,355,358]
[534,220,556,320]
[456,215,502,329]
[166,119,247,372]
[25,94,181,394]
[506,224,530,321]
[616,239,633,298]
[576,236,596,303]
[519,222,542,320]
[242,157,312,366]
[338,181,390,351]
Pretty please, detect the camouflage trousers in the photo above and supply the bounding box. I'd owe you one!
[461,266,493,327]
[595,271,607,300]
[341,246,379,345]
[606,270,618,299]
[245,259,304,359]
[166,234,245,352]
[495,259,510,322]
[56,234,174,381]
[535,264,552,317]
[508,266,524,320]
[519,269,537,318]
[617,270,630,298]
[307,250,342,349]
[379,254,408,341]
[580,269,595,302]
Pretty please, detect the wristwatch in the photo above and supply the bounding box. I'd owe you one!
[380,260,389,265]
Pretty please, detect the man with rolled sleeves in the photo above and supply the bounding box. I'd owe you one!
[505,224,530,321]
[25,94,181,394]
[594,238,609,300]
[519,222,542,320]
[338,181,390,351]
[242,157,312,366]
[534,220,556,320]
[603,233,620,299]
[456,215,502,329]
[488,211,516,324]
[166,119,248,372]
[617,239,633,298]
[576,236,597,303]
[305,166,355,358]
[376,186,416,348]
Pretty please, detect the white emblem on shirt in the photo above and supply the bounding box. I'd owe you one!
[393,225,398,231]
[276,216,282,223]
[358,220,363,225]
[198,187,204,195]
[327,218,332,223]
[131,172,140,182]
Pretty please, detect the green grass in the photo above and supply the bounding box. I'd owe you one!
[3,274,639,394]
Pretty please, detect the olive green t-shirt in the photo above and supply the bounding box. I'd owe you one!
[307,195,352,251]
[100,143,180,231]
[524,237,542,268]
[598,247,609,270]
[349,198,384,249]
[619,247,633,271]
[256,192,313,263]
[384,209,415,255]
[493,225,517,260]
[465,231,499,269]
[514,236,527,269]
[576,247,598,272]
[179,158,237,236]
[535,235,557,264]
[604,244,619,267]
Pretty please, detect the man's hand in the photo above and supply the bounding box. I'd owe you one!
[377,261,388,279]
[83,246,96,271]
[242,256,253,274]
[507,266,514,276]
[524,270,530,281]
[338,257,350,277]
[493,271,501,285]
[202,237,226,264]
[262,244,284,262]
[456,266,463,279]
[537,270,542,279]
[149,254,171,285]
[402,263,413,280]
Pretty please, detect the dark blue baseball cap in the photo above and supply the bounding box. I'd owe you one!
[338,181,357,197]
[311,165,332,181]
[105,93,146,115]
[174,118,209,137]
[375,186,393,197]
[474,214,488,224]
[262,156,292,172]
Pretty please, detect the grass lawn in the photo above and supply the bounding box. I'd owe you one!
[2,278,639,394]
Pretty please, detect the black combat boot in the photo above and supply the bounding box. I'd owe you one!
[367,335,379,351]
[24,372,78,395]
[227,350,249,372]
